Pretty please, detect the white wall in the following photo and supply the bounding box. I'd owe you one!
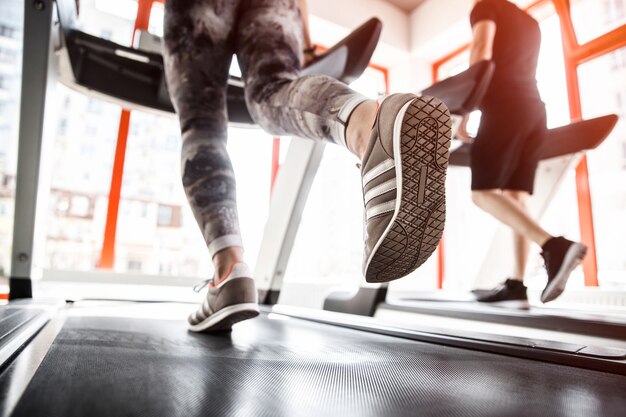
[309,0,410,51]
[308,0,545,100]
[309,0,416,93]
[410,0,474,62]
[410,0,542,61]
[308,0,474,93]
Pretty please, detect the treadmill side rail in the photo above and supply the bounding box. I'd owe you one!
[9,0,57,298]
[273,305,626,375]
[450,114,619,167]
[255,139,326,304]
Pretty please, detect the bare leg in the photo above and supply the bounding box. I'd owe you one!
[503,190,532,280]
[471,189,552,247]
[345,100,378,160]
[213,247,244,279]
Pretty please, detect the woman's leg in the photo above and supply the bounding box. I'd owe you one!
[163,0,243,276]
[164,0,260,332]
[235,0,372,153]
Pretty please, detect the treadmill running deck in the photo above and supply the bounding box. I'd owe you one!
[7,308,626,417]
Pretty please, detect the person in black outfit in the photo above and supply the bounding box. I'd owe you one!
[457,0,587,306]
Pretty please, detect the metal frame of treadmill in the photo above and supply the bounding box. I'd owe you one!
[379,300,626,341]
[255,139,326,304]
[9,0,58,299]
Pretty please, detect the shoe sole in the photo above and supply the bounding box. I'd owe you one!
[365,96,451,283]
[188,303,260,333]
[541,243,588,303]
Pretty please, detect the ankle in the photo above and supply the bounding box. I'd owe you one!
[213,247,244,279]
[345,100,377,160]
[538,234,554,249]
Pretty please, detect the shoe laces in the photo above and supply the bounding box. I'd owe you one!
[192,278,212,293]
[193,263,241,292]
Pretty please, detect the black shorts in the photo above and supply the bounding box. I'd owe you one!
[471,99,547,194]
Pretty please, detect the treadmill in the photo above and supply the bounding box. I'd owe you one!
[324,57,621,341]
[1,1,625,416]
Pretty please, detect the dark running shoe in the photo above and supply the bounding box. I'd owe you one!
[475,278,529,308]
[540,236,588,303]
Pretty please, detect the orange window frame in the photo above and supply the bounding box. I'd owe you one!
[433,0,626,287]
[98,0,153,268]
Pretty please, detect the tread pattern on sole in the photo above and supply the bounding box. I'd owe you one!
[366,96,451,283]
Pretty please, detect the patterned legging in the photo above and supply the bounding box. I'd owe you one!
[163,0,368,256]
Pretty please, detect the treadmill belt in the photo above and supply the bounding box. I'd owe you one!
[11,312,626,417]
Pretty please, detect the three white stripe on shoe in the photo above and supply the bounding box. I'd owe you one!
[192,298,212,324]
[363,158,397,221]
[362,159,395,186]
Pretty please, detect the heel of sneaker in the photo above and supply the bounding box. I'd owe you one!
[541,243,587,303]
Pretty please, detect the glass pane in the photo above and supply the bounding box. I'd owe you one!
[148,2,164,37]
[578,47,626,288]
[80,0,136,46]
[117,111,272,278]
[436,52,469,80]
[536,10,570,128]
[43,87,120,271]
[41,0,137,272]
[570,0,626,45]
[0,0,23,279]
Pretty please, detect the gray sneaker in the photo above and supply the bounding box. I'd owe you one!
[361,94,451,283]
[188,262,259,332]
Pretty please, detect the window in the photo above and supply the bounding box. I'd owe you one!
[159,262,173,275]
[157,205,173,226]
[570,0,626,44]
[609,48,626,70]
[70,195,91,217]
[148,2,164,37]
[79,0,135,47]
[58,118,68,136]
[100,29,113,41]
[84,124,98,137]
[55,195,71,214]
[94,0,137,22]
[42,89,120,271]
[578,46,626,287]
[87,98,103,114]
[0,24,15,38]
[117,108,273,277]
[127,259,142,272]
